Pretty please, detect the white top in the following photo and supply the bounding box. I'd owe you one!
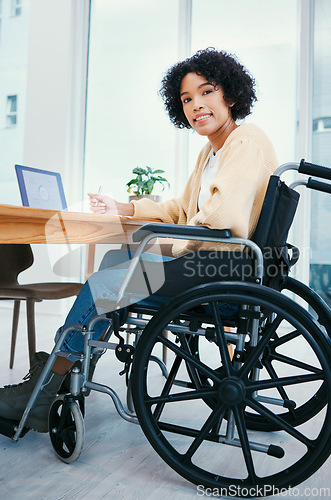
[198,148,222,210]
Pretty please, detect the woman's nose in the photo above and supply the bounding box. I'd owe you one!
[193,102,203,111]
[192,97,203,111]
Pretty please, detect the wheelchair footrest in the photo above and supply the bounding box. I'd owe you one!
[0,415,30,439]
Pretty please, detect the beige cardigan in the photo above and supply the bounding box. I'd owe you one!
[132,124,278,257]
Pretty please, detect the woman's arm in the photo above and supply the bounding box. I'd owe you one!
[88,194,134,216]
[131,197,184,224]
[88,191,183,222]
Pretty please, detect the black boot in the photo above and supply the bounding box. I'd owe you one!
[0,352,65,433]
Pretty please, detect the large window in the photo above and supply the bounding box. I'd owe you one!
[189,0,298,171]
[0,0,29,206]
[85,0,298,207]
[309,0,331,305]
[84,0,179,204]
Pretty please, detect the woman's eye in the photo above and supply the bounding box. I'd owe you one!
[183,97,191,104]
[203,89,213,95]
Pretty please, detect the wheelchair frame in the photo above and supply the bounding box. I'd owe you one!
[1,160,331,497]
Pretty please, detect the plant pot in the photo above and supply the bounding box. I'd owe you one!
[129,194,161,203]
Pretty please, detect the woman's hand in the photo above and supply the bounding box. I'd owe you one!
[88,193,134,216]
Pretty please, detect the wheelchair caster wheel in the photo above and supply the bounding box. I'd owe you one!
[49,398,85,464]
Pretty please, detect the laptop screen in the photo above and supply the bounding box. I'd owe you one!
[15,164,67,210]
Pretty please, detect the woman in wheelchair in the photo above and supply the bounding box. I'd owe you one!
[0,48,278,433]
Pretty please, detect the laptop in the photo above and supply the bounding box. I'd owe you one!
[15,164,67,210]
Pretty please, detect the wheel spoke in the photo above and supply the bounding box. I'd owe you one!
[210,302,233,376]
[157,420,223,443]
[182,404,226,464]
[62,427,76,453]
[245,397,315,448]
[180,334,205,390]
[263,359,296,417]
[159,333,223,383]
[58,404,68,430]
[153,354,183,420]
[270,352,323,374]
[271,329,301,348]
[232,406,257,483]
[239,315,282,378]
[248,372,324,392]
[146,387,218,406]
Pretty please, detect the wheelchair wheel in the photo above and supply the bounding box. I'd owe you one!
[191,329,329,433]
[281,276,331,335]
[185,280,330,432]
[131,282,331,495]
[49,398,85,464]
[239,276,331,432]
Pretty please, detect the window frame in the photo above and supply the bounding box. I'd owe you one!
[0,0,2,41]
[10,0,22,17]
[6,95,18,127]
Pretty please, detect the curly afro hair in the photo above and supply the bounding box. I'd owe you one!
[159,48,257,128]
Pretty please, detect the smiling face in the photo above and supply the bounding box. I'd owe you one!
[180,72,236,150]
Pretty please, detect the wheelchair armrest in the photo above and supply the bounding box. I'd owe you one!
[118,224,264,303]
[132,222,232,243]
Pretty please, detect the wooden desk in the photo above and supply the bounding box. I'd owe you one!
[0,204,152,276]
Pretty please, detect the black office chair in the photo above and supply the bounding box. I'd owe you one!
[0,244,83,368]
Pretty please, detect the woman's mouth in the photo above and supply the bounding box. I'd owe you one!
[194,113,212,123]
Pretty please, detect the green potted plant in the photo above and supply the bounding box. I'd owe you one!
[126,166,170,202]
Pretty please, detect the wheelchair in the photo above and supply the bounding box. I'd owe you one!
[1,160,330,498]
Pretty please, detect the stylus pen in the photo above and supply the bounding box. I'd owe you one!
[95,185,103,206]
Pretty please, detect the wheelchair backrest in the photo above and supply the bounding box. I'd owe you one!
[252,175,300,284]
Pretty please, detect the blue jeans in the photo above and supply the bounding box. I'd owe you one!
[54,249,173,358]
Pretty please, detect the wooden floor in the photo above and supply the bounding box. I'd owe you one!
[0,302,329,500]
